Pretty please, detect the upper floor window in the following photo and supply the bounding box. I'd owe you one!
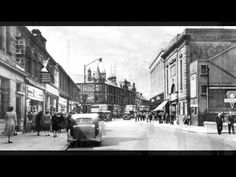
[201,85,207,95]
[200,65,208,75]
[16,82,21,92]
[170,64,176,77]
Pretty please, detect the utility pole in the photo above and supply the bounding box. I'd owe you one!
[67,40,70,73]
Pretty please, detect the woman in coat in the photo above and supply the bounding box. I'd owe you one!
[51,113,60,138]
[35,111,43,136]
[43,110,51,136]
[5,106,17,143]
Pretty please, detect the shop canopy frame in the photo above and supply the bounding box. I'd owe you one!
[152,101,168,112]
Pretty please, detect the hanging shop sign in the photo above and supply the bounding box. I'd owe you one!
[27,85,44,102]
[41,72,51,83]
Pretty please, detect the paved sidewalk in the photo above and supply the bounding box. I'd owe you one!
[0,130,68,151]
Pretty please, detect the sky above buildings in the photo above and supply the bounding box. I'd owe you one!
[26,26,236,99]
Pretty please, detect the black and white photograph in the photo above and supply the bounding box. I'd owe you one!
[1,24,236,154]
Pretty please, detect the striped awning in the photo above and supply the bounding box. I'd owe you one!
[152,101,168,112]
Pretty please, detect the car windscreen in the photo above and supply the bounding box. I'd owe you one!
[76,118,93,124]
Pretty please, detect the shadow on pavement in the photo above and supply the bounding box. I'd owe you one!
[101,137,146,147]
[68,137,146,148]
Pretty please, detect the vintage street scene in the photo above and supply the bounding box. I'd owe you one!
[1,25,236,152]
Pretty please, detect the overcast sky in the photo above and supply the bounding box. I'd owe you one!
[26,26,236,99]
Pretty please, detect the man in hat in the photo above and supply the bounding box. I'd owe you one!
[227,111,235,134]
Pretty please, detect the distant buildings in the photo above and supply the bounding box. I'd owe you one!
[76,66,150,116]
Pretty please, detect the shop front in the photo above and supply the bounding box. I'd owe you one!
[45,84,59,114]
[58,96,68,114]
[25,84,44,131]
[0,51,26,133]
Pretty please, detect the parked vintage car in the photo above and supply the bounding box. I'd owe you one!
[67,113,103,145]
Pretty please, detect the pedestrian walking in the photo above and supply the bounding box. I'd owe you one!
[187,114,191,126]
[170,114,174,125]
[5,106,17,143]
[35,111,43,136]
[227,112,235,134]
[52,112,60,138]
[216,112,224,135]
[66,112,72,132]
[149,113,152,122]
[183,114,188,125]
[43,110,51,136]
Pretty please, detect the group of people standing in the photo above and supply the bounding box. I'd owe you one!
[216,112,235,135]
[33,110,75,138]
[4,106,77,143]
[134,112,175,124]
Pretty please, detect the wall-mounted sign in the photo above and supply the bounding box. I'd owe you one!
[41,72,51,83]
[225,91,236,108]
[27,85,44,101]
[46,84,59,96]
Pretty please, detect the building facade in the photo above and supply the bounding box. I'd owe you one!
[0,26,80,133]
[149,49,165,111]
[162,28,236,126]
[76,67,136,116]
[190,44,236,125]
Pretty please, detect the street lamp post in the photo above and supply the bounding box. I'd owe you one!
[84,58,102,84]
[83,58,102,113]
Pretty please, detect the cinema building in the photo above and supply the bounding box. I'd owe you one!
[162,28,236,126]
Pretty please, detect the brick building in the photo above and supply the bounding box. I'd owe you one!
[162,28,236,126]
[0,26,80,133]
[76,67,136,116]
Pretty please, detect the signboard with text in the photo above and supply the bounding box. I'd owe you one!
[225,91,236,108]
[41,72,51,83]
[27,85,44,102]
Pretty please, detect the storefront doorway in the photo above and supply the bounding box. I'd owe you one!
[16,96,21,131]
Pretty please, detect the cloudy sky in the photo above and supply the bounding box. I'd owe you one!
[26,26,236,99]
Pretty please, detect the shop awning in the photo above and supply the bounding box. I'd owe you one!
[152,101,168,112]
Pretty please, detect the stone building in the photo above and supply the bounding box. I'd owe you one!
[149,49,165,111]
[162,28,236,126]
[0,27,27,133]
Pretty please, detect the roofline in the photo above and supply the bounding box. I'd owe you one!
[149,49,164,69]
